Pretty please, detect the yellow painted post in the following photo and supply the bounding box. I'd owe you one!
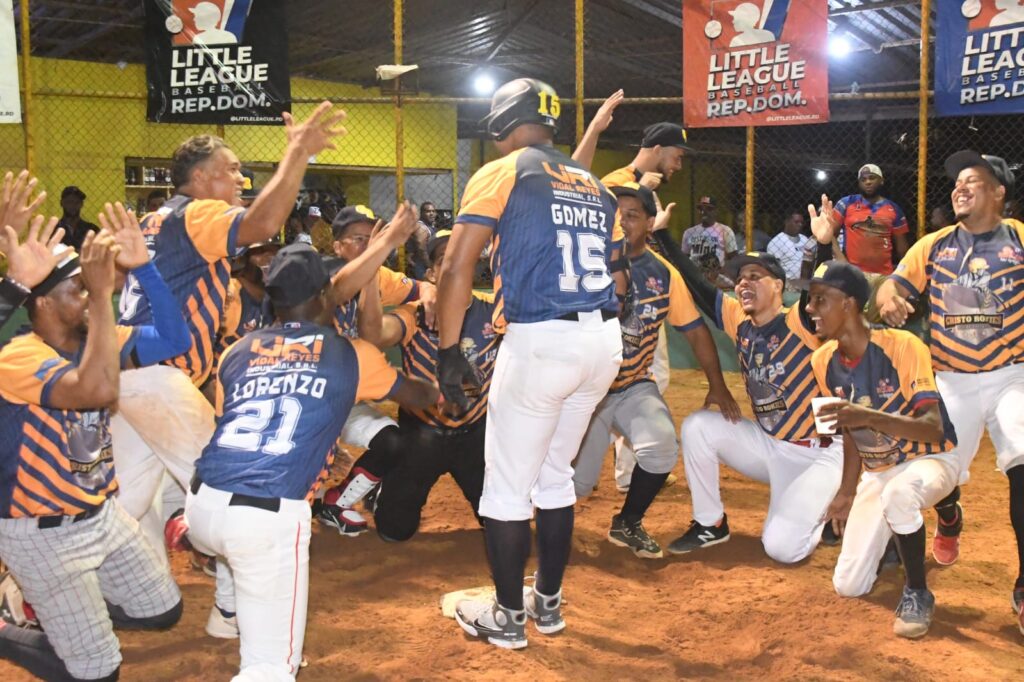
[217,124,225,139]
[575,0,584,146]
[394,0,406,271]
[745,126,755,251]
[19,0,34,175]
[917,0,931,239]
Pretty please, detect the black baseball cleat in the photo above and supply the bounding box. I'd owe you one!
[607,514,663,559]
[667,514,730,555]
[316,503,368,537]
[820,520,842,547]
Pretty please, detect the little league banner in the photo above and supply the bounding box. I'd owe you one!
[936,0,1024,117]
[682,0,829,128]
[144,0,290,124]
[0,1,21,124]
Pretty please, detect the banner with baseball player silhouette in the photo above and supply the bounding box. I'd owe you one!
[144,0,291,124]
[682,0,829,128]
[935,0,1024,117]
[0,1,20,123]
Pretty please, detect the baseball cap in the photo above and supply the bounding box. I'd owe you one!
[27,246,80,303]
[858,164,883,180]
[640,122,692,151]
[610,182,657,217]
[240,169,259,200]
[809,260,870,309]
[61,185,86,201]
[246,234,284,254]
[307,205,322,219]
[427,229,452,262]
[331,205,377,239]
[264,243,330,308]
[944,150,1015,191]
[727,251,787,284]
[698,195,716,207]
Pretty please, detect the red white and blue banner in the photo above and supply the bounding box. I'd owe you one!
[935,0,1024,117]
[682,0,829,128]
[144,0,290,124]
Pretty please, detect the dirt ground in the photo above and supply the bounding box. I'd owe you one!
[3,369,1023,681]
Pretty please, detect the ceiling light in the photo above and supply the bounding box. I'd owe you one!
[473,73,496,95]
[829,36,851,59]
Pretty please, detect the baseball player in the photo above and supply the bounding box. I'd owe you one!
[0,213,190,681]
[650,202,842,562]
[807,261,959,638]
[318,229,493,541]
[314,204,431,534]
[112,102,348,563]
[876,150,1024,635]
[185,242,438,681]
[437,78,625,649]
[572,183,740,558]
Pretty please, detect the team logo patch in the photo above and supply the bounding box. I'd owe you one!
[998,245,1024,264]
[875,377,895,399]
[935,247,959,263]
[645,276,665,295]
[482,322,496,339]
[767,334,781,352]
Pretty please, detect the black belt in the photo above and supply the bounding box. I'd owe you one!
[557,309,617,322]
[190,476,281,513]
[37,502,104,529]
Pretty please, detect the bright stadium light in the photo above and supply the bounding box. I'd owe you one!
[829,35,852,59]
[473,73,496,95]
[816,170,828,182]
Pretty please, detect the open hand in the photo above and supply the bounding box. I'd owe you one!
[590,90,625,134]
[0,170,47,238]
[283,101,348,157]
[79,230,120,299]
[1,216,65,288]
[653,202,675,233]
[808,194,836,245]
[704,383,742,423]
[97,202,150,270]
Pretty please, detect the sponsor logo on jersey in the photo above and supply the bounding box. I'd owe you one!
[645,276,665,295]
[998,245,1024,264]
[935,246,959,263]
[875,377,895,399]
[248,333,324,365]
[482,322,496,339]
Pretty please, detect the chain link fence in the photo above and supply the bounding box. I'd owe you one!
[3,1,1024,282]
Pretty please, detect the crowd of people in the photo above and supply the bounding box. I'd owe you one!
[0,78,1021,681]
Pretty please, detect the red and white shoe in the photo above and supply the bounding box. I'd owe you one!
[316,505,368,537]
[1013,588,1024,637]
[164,508,193,553]
[932,503,962,566]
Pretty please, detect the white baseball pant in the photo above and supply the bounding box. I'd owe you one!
[614,326,671,489]
[338,401,397,449]
[935,363,1024,483]
[480,313,622,521]
[111,364,215,565]
[186,483,311,682]
[833,453,959,597]
[681,410,844,563]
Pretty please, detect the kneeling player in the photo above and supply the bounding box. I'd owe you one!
[320,229,493,541]
[572,183,739,558]
[185,243,438,680]
[808,262,958,639]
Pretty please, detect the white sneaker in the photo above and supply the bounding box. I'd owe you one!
[454,598,527,650]
[205,605,239,639]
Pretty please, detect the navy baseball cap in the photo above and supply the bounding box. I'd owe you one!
[641,122,692,151]
[944,150,1015,191]
[26,246,81,304]
[331,204,377,239]
[264,243,329,308]
[610,182,657,217]
[727,251,787,284]
[427,229,452,262]
[240,169,259,200]
[809,260,870,309]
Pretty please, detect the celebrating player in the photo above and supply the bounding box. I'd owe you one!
[185,242,439,680]
[876,150,1024,634]
[572,183,740,558]
[651,201,841,562]
[0,212,190,682]
[112,102,348,562]
[438,78,625,649]
[807,261,958,638]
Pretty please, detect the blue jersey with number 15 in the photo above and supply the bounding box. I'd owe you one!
[456,145,621,333]
[196,321,401,500]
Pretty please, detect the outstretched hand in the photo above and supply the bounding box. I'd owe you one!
[1,216,66,288]
[0,170,47,238]
[652,202,675,233]
[97,202,150,270]
[283,101,348,157]
[807,194,836,244]
[589,90,625,134]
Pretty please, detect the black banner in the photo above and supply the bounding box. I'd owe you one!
[144,0,290,124]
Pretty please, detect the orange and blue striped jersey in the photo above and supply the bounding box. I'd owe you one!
[718,297,822,441]
[333,266,419,339]
[390,291,498,429]
[811,328,957,471]
[0,327,138,518]
[457,145,622,333]
[890,220,1024,373]
[199,322,400,501]
[119,194,244,386]
[611,250,702,392]
[217,279,271,357]
[601,165,642,189]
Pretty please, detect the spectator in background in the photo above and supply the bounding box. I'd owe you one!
[767,209,810,281]
[419,201,438,237]
[295,205,318,245]
[239,168,259,208]
[681,196,738,284]
[830,163,910,275]
[404,201,435,279]
[928,205,952,234]
[57,185,99,251]
[735,210,770,252]
[146,189,167,213]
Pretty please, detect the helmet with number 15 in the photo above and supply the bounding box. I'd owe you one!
[480,78,561,141]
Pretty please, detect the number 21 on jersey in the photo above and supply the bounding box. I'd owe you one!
[217,397,303,455]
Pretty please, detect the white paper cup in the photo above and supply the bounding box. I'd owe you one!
[812,396,843,435]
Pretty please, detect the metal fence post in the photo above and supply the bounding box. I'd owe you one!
[575,0,584,146]
[745,126,755,251]
[917,0,931,239]
[19,0,34,176]
[394,0,406,271]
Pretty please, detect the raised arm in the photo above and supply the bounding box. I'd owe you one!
[236,103,348,246]
[330,202,420,305]
[0,170,47,238]
[571,90,624,170]
[652,207,720,320]
[0,216,66,328]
